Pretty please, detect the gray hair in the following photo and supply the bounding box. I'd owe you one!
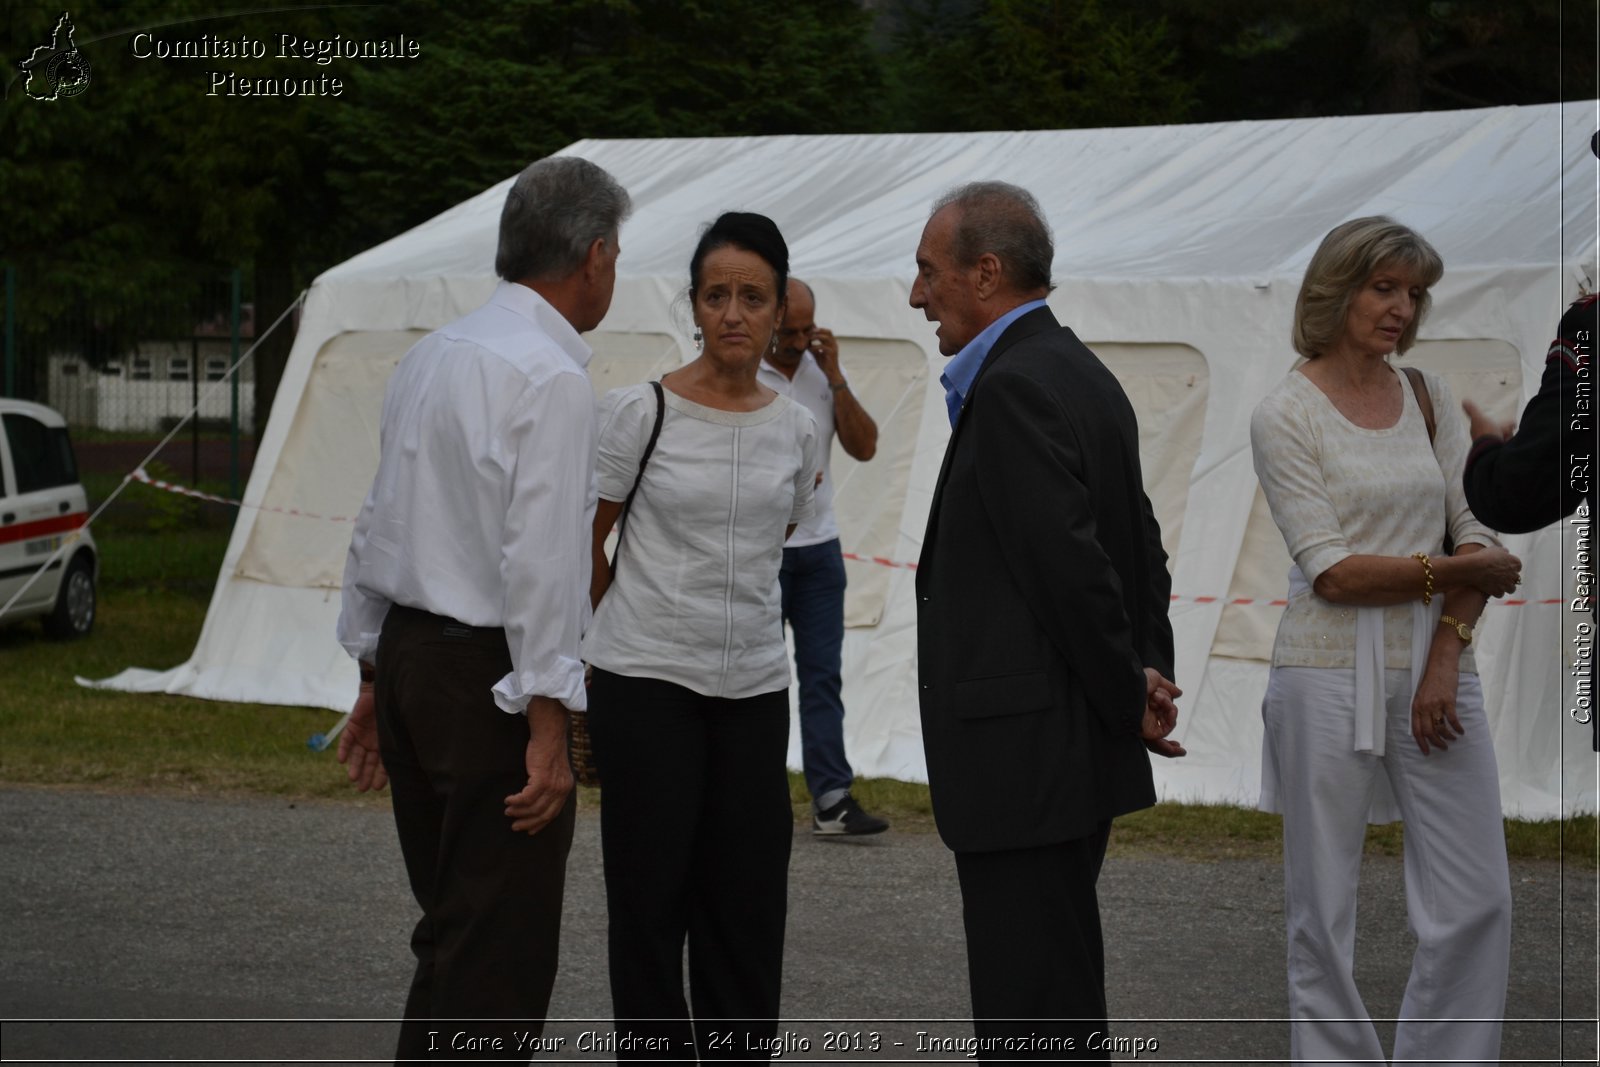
[495,156,632,283]
[931,181,1054,293]
[1292,216,1443,359]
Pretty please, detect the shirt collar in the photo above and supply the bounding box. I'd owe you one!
[490,280,594,369]
[940,298,1049,426]
[759,352,810,388]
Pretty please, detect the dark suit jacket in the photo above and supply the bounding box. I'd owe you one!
[1463,294,1597,533]
[1464,294,1599,752]
[916,306,1175,854]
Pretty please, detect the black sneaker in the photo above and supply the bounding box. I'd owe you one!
[812,794,889,836]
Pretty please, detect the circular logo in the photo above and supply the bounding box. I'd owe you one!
[47,50,91,98]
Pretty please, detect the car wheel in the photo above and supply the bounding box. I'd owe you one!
[43,553,95,640]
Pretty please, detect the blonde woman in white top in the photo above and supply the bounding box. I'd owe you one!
[1250,217,1521,1066]
[582,212,818,1063]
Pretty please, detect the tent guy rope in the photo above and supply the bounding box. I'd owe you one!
[0,292,307,621]
[114,469,1566,609]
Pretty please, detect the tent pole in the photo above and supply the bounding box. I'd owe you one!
[4,265,14,398]
[230,268,241,501]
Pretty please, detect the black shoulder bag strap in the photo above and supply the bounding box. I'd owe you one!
[1401,365,1454,554]
[610,380,665,578]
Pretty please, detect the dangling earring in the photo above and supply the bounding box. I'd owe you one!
[693,326,703,353]
[769,334,778,355]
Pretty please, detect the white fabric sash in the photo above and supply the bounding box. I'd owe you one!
[1287,565,1439,756]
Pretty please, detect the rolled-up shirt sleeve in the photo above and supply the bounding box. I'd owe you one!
[1250,391,1351,586]
[490,369,598,715]
[336,483,391,664]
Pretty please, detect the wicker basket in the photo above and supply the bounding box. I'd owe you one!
[568,709,601,788]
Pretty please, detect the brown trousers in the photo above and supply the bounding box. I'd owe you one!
[375,604,576,1064]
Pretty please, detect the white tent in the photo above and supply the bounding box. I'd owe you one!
[93,103,1600,818]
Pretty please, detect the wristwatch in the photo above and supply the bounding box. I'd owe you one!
[1439,614,1473,646]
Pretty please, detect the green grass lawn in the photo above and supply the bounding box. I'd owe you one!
[2,529,1594,863]
[0,590,370,802]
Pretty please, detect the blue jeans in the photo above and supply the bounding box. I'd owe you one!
[778,538,853,808]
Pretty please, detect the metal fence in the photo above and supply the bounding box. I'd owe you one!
[2,267,255,500]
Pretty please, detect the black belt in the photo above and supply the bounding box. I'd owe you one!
[387,602,506,641]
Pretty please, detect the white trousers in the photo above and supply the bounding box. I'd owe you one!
[1261,667,1512,1065]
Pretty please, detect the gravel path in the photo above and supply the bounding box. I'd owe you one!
[1,787,1593,1063]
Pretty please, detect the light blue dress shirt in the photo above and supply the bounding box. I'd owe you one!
[939,299,1050,427]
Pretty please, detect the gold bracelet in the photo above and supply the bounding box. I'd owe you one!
[1411,552,1434,606]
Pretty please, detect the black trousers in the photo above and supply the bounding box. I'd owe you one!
[376,604,576,1065]
[954,821,1113,1063]
[587,668,792,1063]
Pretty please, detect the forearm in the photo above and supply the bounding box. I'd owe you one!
[1439,544,1489,612]
[1425,547,1488,664]
[590,497,625,609]
[589,542,612,609]
[1313,546,1490,606]
[526,695,570,751]
[831,383,878,461]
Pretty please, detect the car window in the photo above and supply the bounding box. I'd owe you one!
[2,414,79,495]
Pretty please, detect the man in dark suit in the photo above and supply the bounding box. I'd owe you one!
[1461,132,1599,751]
[1463,292,1599,750]
[910,181,1184,1060]
[1463,294,1597,530]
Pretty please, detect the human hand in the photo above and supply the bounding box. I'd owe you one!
[504,699,574,834]
[1141,668,1186,758]
[337,681,389,793]
[1462,399,1515,442]
[1411,663,1462,755]
[1144,735,1188,758]
[1467,546,1522,598]
[808,327,842,381]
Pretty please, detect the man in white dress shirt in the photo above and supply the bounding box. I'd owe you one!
[757,278,889,835]
[335,156,630,1062]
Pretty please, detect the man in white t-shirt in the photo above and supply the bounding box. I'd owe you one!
[757,278,889,835]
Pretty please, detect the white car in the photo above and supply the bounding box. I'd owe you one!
[0,399,98,638]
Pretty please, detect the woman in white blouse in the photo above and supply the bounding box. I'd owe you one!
[582,212,818,1061]
[1250,217,1521,1065]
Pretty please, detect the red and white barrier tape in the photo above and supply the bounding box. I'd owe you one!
[126,472,1565,607]
[842,551,915,571]
[130,467,358,524]
[841,551,1558,607]
[1165,595,1558,608]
